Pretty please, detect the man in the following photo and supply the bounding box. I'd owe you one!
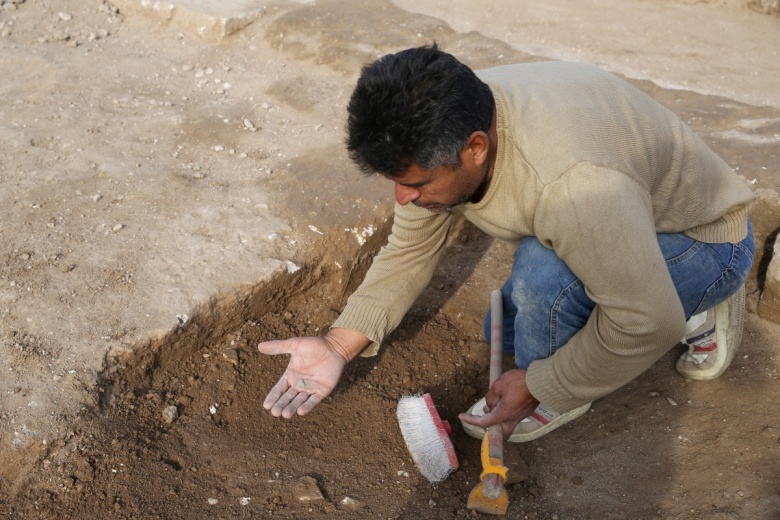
[258,45,755,442]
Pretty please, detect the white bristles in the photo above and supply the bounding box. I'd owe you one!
[396,395,457,483]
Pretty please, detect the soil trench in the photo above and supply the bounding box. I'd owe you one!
[5,218,780,519]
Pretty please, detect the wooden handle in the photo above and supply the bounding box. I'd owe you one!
[482,289,506,498]
[489,289,504,386]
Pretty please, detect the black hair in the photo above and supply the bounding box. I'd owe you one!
[346,44,494,177]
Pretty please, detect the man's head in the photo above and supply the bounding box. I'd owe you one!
[346,44,495,181]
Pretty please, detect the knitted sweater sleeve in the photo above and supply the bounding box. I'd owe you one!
[525,164,687,412]
[331,203,454,356]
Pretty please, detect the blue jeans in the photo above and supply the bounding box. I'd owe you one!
[484,221,755,369]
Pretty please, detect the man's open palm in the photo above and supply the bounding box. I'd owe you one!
[258,336,348,418]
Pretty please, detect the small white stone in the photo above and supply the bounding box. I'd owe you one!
[239,497,251,506]
[213,145,224,152]
[58,12,72,21]
[207,498,218,505]
[112,224,123,232]
[92,194,102,202]
[162,406,179,424]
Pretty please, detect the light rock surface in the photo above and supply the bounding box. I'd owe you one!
[108,0,279,41]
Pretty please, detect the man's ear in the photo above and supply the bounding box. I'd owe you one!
[465,131,490,167]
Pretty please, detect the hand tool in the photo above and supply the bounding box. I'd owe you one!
[397,392,459,483]
[467,289,509,515]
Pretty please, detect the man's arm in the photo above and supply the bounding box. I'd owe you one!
[527,165,687,412]
[332,203,455,354]
[260,203,454,417]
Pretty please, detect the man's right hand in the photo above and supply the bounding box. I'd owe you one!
[257,328,370,418]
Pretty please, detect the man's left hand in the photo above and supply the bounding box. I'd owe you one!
[458,368,540,441]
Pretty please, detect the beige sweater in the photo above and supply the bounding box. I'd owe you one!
[333,61,754,412]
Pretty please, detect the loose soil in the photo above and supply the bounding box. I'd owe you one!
[8,222,780,519]
[1,0,779,519]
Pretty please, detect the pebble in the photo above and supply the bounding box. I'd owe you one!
[222,349,239,366]
[112,224,123,232]
[667,397,678,406]
[340,496,363,509]
[213,145,224,152]
[58,12,72,21]
[207,498,218,505]
[291,476,323,502]
[243,118,256,131]
[239,497,251,506]
[92,194,102,202]
[162,405,179,424]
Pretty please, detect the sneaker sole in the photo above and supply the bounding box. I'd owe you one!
[506,402,591,442]
[677,285,745,381]
[461,401,591,443]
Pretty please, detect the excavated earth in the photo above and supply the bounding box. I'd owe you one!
[1,0,779,519]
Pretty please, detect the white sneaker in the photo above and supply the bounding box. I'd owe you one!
[460,398,591,443]
[676,285,745,380]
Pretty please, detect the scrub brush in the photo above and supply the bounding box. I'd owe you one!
[397,392,459,483]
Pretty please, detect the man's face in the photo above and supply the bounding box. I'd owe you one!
[391,160,488,214]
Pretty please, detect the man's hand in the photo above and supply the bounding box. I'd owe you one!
[258,328,369,418]
[458,368,540,440]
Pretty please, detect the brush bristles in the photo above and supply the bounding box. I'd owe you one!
[397,395,457,483]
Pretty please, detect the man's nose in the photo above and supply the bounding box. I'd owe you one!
[394,184,420,205]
